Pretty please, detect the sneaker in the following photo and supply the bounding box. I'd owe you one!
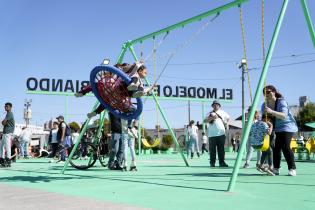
[132,91,144,98]
[123,166,127,171]
[263,167,275,176]
[57,160,65,164]
[243,163,250,168]
[74,92,84,97]
[288,169,297,176]
[87,111,97,118]
[127,83,138,91]
[49,159,54,163]
[273,168,280,175]
[256,165,265,173]
[197,153,200,158]
[130,166,137,171]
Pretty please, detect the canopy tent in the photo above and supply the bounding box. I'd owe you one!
[305,122,315,129]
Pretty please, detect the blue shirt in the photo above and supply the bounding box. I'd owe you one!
[261,98,298,133]
[249,121,269,147]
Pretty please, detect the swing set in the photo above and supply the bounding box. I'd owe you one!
[59,0,314,192]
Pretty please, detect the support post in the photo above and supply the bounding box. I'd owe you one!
[227,0,289,192]
[300,0,315,48]
[61,101,100,174]
[128,44,189,166]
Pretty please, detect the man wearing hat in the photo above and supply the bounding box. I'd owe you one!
[204,100,230,167]
[56,115,72,163]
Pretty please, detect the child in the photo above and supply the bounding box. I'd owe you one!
[121,61,153,98]
[75,62,152,138]
[201,132,208,154]
[187,120,200,159]
[249,112,274,176]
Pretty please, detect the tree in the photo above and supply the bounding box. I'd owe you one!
[69,121,80,131]
[296,103,315,131]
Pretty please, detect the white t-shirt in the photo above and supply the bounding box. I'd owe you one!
[207,109,230,137]
[19,128,32,142]
[50,129,58,143]
[202,135,208,144]
[188,125,198,139]
[71,132,79,145]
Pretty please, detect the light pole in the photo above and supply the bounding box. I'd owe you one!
[239,58,247,135]
[24,99,32,127]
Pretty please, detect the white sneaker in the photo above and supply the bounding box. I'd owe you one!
[273,168,280,175]
[87,112,97,118]
[127,83,138,91]
[288,169,297,176]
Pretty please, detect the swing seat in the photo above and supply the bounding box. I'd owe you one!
[290,139,298,153]
[90,65,143,120]
[252,134,270,152]
[141,138,160,149]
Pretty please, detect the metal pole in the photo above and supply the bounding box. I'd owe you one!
[300,0,315,48]
[241,63,246,135]
[227,0,290,192]
[188,101,191,123]
[130,0,250,45]
[202,102,205,133]
[61,101,100,174]
[128,44,189,166]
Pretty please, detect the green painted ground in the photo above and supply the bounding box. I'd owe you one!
[0,152,315,210]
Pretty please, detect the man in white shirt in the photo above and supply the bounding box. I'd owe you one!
[19,127,32,158]
[204,100,230,167]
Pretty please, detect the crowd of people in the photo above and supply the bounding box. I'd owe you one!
[0,72,300,177]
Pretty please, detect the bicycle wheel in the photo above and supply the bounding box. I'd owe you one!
[69,142,97,170]
[98,140,109,167]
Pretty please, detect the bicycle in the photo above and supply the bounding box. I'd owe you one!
[69,131,110,170]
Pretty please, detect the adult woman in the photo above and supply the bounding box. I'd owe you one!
[261,85,298,176]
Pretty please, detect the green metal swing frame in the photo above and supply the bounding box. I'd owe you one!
[59,0,314,192]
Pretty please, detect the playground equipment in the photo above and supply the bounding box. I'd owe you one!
[290,137,315,160]
[51,0,315,193]
[141,138,160,150]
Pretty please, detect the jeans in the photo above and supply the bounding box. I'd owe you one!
[188,135,200,155]
[19,140,30,157]
[245,140,261,165]
[108,133,124,167]
[60,136,72,161]
[0,133,12,159]
[122,134,136,165]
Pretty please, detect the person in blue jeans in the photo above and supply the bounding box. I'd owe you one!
[107,112,125,170]
[261,85,298,176]
[56,115,72,163]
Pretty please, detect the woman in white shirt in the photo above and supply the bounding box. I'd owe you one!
[187,120,200,159]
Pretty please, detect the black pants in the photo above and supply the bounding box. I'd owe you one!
[209,135,226,165]
[201,143,208,154]
[273,132,296,170]
[50,143,59,157]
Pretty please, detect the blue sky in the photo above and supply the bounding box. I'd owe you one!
[0,0,314,129]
